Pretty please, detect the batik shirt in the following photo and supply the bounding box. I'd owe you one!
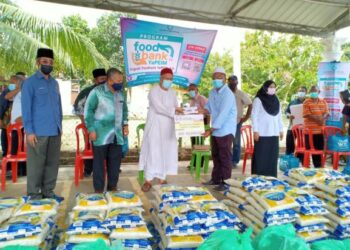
[84,83,128,146]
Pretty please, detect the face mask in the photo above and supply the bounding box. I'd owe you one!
[112,83,123,91]
[310,92,319,99]
[297,92,306,98]
[40,64,53,75]
[212,79,223,89]
[267,87,276,95]
[188,90,196,98]
[8,83,16,91]
[162,80,172,89]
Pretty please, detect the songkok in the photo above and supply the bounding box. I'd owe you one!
[36,48,54,59]
[92,68,106,78]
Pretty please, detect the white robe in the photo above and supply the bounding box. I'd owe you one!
[139,84,178,181]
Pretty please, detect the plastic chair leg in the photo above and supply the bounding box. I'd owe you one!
[333,153,339,170]
[195,153,201,181]
[138,170,144,183]
[242,153,248,174]
[74,157,80,186]
[189,153,195,174]
[11,162,17,183]
[1,159,7,191]
[203,155,209,174]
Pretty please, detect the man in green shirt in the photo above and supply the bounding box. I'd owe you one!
[84,68,128,192]
[74,68,106,177]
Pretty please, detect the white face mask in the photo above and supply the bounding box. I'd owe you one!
[267,87,276,95]
[297,92,306,98]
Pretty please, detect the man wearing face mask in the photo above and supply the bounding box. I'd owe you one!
[200,67,237,191]
[285,86,307,157]
[74,68,107,124]
[303,85,329,168]
[22,48,62,199]
[73,68,106,177]
[228,75,252,168]
[139,67,183,192]
[84,68,128,193]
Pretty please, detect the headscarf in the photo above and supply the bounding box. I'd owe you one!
[255,80,280,116]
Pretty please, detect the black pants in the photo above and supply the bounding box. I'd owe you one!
[252,136,279,177]
[305,134,324,168]
[11,129,26,176]
[286,130,304,163]
[1,128,7,157]
[211,135,234,183]
[92,143,122,192]
[84,160,93,175]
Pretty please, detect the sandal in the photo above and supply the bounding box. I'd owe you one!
[141,182,152,192]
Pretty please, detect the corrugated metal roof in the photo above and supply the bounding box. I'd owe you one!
[38,0,350,36]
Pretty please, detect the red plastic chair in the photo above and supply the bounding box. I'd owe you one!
[241,125,254,174]
[323,126,350,170]
[303,126,326,168]
[291,124,308,167]
[75,123,93,186]
[1,123,26,191]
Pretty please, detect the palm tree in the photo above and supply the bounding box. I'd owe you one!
[0,2,108,78]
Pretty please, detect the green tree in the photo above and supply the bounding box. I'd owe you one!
[240,31,323,106]
[198,51,233,97]
[0,3,108,78]
[90,12,135,70]
[62,14,90,36]
[341,42,350,62]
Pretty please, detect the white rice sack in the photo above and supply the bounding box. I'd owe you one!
[187,187,216,203]
[326,211,350,225]
[109,225,152,240]
[67,219,109,235]
[0,206,15,225]
[262,176,290,191]
[263,209,298,225]
[227,187,250,198]
[0,197,28,223]
[314,191,350,208]
[297,231,328,242]
[15,198,58,217]
[298,206,328,216]
[295,223,327,233]
[319,169,349,181]
[164,223,204,236]
[224,192,246,205]
[69,210,106,223]
[226,176,272,192]
[104,207,145,229]
[251,189,299,212]
[56,243,76,250]
[153,185,192,203]
[333,230,350,239]
[283,176,315,189]
[200,201,240,224]
[165,235,204,249]
[244,205,264,221]
[163,203,206,227]
[202,220,240,233]
[0,213,48,241]
[73,193,108,211]
[296,215,329,227]
[287,188,324,207]
[67,233,110,244]
[325,202,350,217]
[242,217,262,235]
[116,239,152,250]
[328,221,350,234]
[242,210,264,229]
[246,197,265,215]
[315,179,350,197]
[288,169,326,184]
[106,191,142,208]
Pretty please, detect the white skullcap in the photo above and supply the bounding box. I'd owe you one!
[213,66,226,75]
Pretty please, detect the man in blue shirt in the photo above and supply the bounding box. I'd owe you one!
[201,67,237,191]
[22,48,62,199]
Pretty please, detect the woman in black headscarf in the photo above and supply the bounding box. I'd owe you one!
[251,80,284,177]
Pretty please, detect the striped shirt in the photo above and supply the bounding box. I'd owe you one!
[303,98,329,134]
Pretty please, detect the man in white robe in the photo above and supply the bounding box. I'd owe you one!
[139,68,182,192]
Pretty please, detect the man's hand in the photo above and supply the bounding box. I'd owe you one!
[280,132,284,141]
[175,107,183,114]
[123,125,129,136]
[89,131,97,141]
[198,108,209,115]
[254,132,259,142]
[202,130,211,138]
[240,115,250,124]
[289,115,295,121]
[27,134,38,147]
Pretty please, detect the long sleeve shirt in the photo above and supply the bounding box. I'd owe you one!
[21,71,62,136]
[84,83,128,146]
[205,85,237,137]
[73,85,97,116]
[252,97,283,137]
[285,98,304,130]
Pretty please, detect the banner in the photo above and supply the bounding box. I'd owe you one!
[121,18,217,88]
[318,62,350,127]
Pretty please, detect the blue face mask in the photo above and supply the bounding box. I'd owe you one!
[8,83,16,91]
[310,92,319,99]
[112,83,123,91]
[212,79,223,89]
[162,80,172,89]
[188,90,196,98]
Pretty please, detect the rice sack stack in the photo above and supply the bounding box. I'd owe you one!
[105,191,152,250]
[224,176,298,236]
[0,197,61,249]
[65,193,110,245]
[314,178,350,239]
[287,188,328,242]
[283,168,328,192]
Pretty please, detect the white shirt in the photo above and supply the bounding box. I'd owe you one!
[251,97,283,136]
[11,91,22,124]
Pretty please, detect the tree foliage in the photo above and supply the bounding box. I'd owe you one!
[62,14,90,36]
